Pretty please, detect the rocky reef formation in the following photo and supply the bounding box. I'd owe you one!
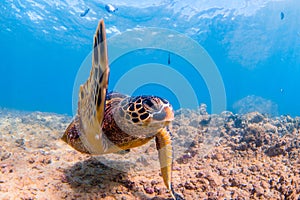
[0,107,299,199]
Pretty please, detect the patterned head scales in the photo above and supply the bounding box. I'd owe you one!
[114,95,174,137]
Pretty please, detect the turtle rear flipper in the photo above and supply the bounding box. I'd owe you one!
[155,128,184,200]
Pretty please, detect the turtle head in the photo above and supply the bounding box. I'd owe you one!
[115,95,174,136]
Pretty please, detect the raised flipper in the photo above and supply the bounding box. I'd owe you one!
[62,19,112,155]
[155,128,184,200]
[77,19,111,154]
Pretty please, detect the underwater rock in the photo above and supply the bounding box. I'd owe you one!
[199,115,211,126]
[144,186,154,194]
[233,116,246,128]
[0,151,11,161]
[220,111,234,119]
[233,95,279,116]
[198,103,208,115]
[15,138,25,147]
[263,123,277,133]
[265,144,286,157]
[245,112,264,123]
[1,109,300,199]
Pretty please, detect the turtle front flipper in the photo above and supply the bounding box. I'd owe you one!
[62,19,112,154]
[77,19,111,154]
[155,128,184,200]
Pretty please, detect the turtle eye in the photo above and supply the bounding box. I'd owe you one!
[142,99,154,108]
[159,97,169,105]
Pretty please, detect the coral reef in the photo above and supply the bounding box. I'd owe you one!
[0,107,299,199]
[233,95,279,116]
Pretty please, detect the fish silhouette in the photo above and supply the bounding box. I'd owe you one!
[105,4,118,13]
[280,12,284,20]
[80,8,90,17]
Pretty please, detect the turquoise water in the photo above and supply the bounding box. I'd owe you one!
[1,0,300,116]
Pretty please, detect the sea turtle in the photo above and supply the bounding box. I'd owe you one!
[62,19,183,200]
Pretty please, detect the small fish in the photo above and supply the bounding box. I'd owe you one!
[105,4,118,13]
[168,53,171,65]
[80,8,90,17]
[280,12,284,20]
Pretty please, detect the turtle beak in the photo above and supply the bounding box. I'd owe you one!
[164,106,174,121]
[163,106,174,126]
[152,106,174,121]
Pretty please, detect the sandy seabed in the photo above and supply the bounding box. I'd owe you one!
[0,107,300,200]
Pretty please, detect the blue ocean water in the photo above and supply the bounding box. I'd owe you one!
[1,0,300,116]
